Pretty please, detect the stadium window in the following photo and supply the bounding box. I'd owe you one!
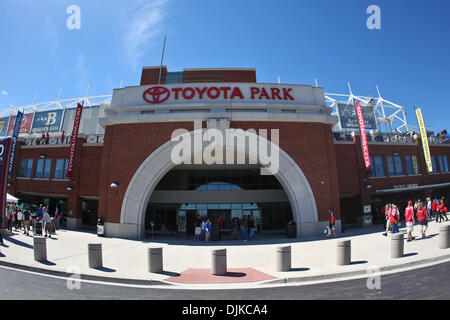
[54,158,69,179]
[430,156,438,173]
[369,156,385,177]
[439,155,449,172]
[406,155,421,175]
[18,159,33,178]
[35,159,52,179]
[387,155,404,176]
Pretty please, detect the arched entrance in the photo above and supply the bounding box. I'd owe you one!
[119,129,318,239]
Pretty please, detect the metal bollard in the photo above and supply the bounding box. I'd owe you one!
[33,237,47,262]
[276,246,291,272]
[391,233,404,258]
[148,247,163,273]
[88,243,103,269]
[211,249,227,275]
[439,225,450,249]
[337,240,351,266]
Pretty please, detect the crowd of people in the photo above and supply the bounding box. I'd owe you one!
[193,214,257,242]
[381,197,448,241]
[3,203,62,239]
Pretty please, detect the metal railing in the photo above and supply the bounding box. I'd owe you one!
[332,130,449,144]
[23,134,104,146]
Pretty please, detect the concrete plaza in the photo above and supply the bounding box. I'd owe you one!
[0,220,449,289]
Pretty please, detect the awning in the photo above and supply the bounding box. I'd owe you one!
[375,182,450,195]
[6,193,19,203]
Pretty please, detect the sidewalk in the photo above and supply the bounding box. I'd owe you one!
[0,221,449,289]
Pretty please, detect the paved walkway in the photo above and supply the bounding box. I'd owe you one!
[0,221,449,289]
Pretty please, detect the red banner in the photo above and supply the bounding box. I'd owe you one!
[355,101,371,169]
[0,138,12,228]
[6,113,34,136]
[66,102,84,179]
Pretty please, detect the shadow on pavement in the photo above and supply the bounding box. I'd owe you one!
[38,260,56,266]
[4,236,33,249]
[403,252,418,258]
[92,266,116,273]
[289,267,310,272]
[350,260,368,265]
[223,271,246,277]
[157,270,181,277]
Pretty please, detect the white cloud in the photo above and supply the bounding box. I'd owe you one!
[123,0,169,71]
[1,90,8,96]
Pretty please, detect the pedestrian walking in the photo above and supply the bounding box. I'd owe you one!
[240,215,248,242]
[194,214,202,241]
[23,206,32,236]
[417,202,428,239]
[42,208,53,238]
[389,204,400,234]
[54,207,61,230]
[231,216,240,240]
[204,218,211,242]
[432,198,438,220]
[382,204,392,236]
[60,131,65,144]
[200,218,206,241]
[404,201,415,242]
[426,197,432,220]
[437,199,448,223]
[247,215,256,241]
[329,208,336,236]
[16,208,23,231]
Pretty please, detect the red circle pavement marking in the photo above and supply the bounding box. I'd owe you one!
[166,268,276,284]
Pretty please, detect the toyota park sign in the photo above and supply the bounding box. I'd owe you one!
[142,84,297,104]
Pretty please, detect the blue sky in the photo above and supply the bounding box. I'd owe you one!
[0,0,449,132]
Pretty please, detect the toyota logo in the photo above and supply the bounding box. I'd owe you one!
[143,86,170,104]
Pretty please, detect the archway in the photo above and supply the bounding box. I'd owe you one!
[118,129,318,239]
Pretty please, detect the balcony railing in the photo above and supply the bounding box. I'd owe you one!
[332,130,449,145]
[23,134,105,146]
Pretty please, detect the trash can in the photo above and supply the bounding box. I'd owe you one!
[97,217,105,237]
[286,221,296,238]
[33,220,43,236]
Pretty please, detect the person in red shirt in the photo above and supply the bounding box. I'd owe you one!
[417,203,428,239]
[431,198,437,220]
[61,131,65,144]
[382,204,392,237]
[404,201,415,242]
[437,199,449,223]
[329,208,336,236]
[389,204,400,234]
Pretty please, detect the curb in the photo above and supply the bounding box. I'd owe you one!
[0,260,174,287]
[262,253,450,285]
[1,253,449,289]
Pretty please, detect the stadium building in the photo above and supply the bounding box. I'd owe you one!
[3,66,450,239]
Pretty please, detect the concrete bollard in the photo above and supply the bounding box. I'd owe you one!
[337,240,351,266]
[276,246,291,272]
[33,237,47,262]
[148,247,163,273]
[88,243,103,269]
[439,225,450,249]
[211,249,227,275]
[391,233,404,258]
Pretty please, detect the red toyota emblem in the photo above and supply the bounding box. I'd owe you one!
[143,86,170,104]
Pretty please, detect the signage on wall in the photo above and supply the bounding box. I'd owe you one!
[338,103,377,130]
[31,110,64,133]
[6,113,34,136]
[393,183,419,190]
[0,117,9,137]
[142,84,296,104]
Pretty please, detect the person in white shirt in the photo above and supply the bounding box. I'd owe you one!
[17,209,23,231]
[42,208,53,238]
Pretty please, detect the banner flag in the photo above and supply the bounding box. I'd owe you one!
[355,101,371,169]
[66,102,84,178]
[0,138,12,228]
[8,111,23,176]
[415,108,433,173]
